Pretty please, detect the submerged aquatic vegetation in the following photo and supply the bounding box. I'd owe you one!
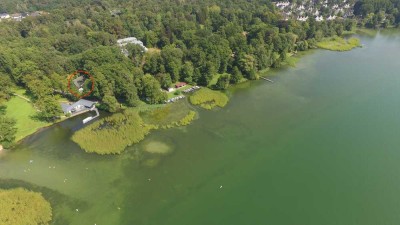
[72,102,197,155]
[0,188,52,225]
[316,37,361,51]
[72,110,153,155]
[189,88,229,109]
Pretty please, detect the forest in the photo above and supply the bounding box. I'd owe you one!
[354,0,400,27]
[0,0,382,148]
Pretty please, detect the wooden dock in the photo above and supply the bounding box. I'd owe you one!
[260,77,274,83]
[82,106,100,124]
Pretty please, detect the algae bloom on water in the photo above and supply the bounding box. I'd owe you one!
[0,188,52,225]
[144,141,172,154]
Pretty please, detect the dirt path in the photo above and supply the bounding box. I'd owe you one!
[13,93,31,102]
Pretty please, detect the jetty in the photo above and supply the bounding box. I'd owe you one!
[260,77,274,83]
[82,106,99,124]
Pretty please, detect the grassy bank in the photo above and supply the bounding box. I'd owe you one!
[189,88,229,109]
[5,95,50,142]
[72,101,197,154]
[316,36,361,51]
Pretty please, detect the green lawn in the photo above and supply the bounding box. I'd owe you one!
[208,73,222,87]
[5,96,50,141]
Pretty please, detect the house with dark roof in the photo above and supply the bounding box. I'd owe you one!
[61,99,97,115]
[73,76,86,88]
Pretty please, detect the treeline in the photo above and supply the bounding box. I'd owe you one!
[354,0,400,27]
[0,0,354,118]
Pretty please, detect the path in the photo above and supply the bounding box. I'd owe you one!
[13,93,31,102]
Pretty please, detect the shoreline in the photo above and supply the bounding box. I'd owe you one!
[9,33,366,148]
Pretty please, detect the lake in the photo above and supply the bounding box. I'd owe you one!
[1,30,400,225]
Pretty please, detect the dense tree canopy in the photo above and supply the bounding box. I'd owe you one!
[0,0,367,114]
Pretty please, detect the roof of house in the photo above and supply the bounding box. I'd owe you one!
[73,76,85,88]
[61,99,96,113]
[175,82,187,87]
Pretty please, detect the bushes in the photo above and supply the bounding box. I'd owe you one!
[189,88,229,109]
[316,37,361,51]
[0,188,52,225]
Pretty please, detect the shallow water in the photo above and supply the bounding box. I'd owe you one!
[1,30,400,225]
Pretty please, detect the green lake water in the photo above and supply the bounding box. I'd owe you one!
[1,30,400,225]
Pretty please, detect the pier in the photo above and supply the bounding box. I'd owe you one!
[260,77,274,83]
[82,106,100,124]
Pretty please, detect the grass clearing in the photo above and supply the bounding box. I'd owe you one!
[5,96,50,141]
[208,73,222,87]
[316,36,361,51]
[189,88,229,109]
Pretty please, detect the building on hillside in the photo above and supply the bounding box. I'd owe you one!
[10,13,22,21]
[0,13,10,19]
[73,76,86,88]
[117,37,148,57]
[30,11,47,17]
[61,99,97,115]
[175,82,187,88]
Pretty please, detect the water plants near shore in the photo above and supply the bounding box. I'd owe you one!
[72,101,197,154]
[71,110,153,155]
[0,188,52,225]
[316,36,361,51]
[189,88,229,109]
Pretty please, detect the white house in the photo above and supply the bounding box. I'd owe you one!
[10,13,22,21]
[0,13,10,19]
[316,16,324,21]
[61,99,97,115]
[117,37,148,57]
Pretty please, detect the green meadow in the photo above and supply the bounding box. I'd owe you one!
[5,95,50,142]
